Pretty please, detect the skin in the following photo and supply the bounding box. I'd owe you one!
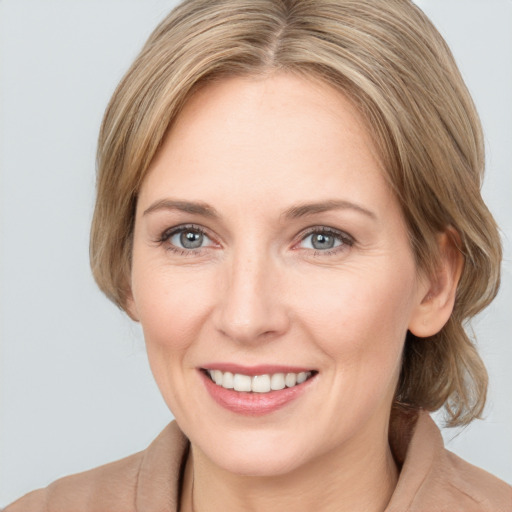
[128,73,461,512]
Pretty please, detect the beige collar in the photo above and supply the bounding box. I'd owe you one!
[134,412,512,511]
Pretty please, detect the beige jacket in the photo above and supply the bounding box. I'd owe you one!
[6,411,511,511]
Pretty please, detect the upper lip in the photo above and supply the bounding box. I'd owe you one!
[200,363,316,376]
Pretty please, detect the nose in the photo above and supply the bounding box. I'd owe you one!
[213,251,290,344]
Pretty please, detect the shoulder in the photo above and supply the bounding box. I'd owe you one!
[439,449,512,509]
[388,410,512,511]
[4,450,144,512]
[408,449,512,511]
[4,422,189,512]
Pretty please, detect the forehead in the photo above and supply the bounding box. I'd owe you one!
[138,72,391,216]
[164,72,380,165]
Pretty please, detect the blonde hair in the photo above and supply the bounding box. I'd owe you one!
[90,0,501,426]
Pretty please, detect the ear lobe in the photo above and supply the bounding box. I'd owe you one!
[408,228,464,338]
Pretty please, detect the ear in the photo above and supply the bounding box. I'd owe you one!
[408,228,464,338]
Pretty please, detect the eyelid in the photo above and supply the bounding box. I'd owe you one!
[158,223,218,250]
[294,226,355,251]
[156,223,353,255]
[160,223,200,240]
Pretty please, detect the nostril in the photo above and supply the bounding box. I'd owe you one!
[212,268,291,343]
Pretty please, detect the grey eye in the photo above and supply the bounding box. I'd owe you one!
[170,229,207,249]
[311,233,335,250]
[300,231,344,251]
[181,231,203,248]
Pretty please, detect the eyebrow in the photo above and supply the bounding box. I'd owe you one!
[143,199,219,218]
[142,198,376,221]
[283,200,376,220]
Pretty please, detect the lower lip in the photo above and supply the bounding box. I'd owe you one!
[200,371,315,416]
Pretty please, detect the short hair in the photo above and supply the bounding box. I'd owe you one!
[90,0,501,426]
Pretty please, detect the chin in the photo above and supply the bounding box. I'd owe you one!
[193,427,316,477]
[214,449,306,477]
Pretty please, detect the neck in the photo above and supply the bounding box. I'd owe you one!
[181,420,398,512]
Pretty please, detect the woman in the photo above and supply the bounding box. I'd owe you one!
[6,0,511,510]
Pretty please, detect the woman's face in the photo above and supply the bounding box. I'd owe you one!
[129,73,429,476]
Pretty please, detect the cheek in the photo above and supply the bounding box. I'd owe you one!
[131,259,216,355]
[296,264,417,372]
[131,262,219,415]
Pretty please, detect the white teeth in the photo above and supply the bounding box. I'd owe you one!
[285,372,297,388]
[233,373,252,392]
[213,370,223,385]
[252,375,271,393]
[207,369,313,393]
[222,371,234,389]
[270,373,285,390]
[297,372,307,384]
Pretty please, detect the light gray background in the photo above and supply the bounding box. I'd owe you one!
[0,0,511,505]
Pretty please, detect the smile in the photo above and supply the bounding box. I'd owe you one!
[200,365,318,415]
[206,369,315,393]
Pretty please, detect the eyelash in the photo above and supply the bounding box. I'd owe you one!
[297,227,354,256]
[157,224,354,257]
[157,224,213,256]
